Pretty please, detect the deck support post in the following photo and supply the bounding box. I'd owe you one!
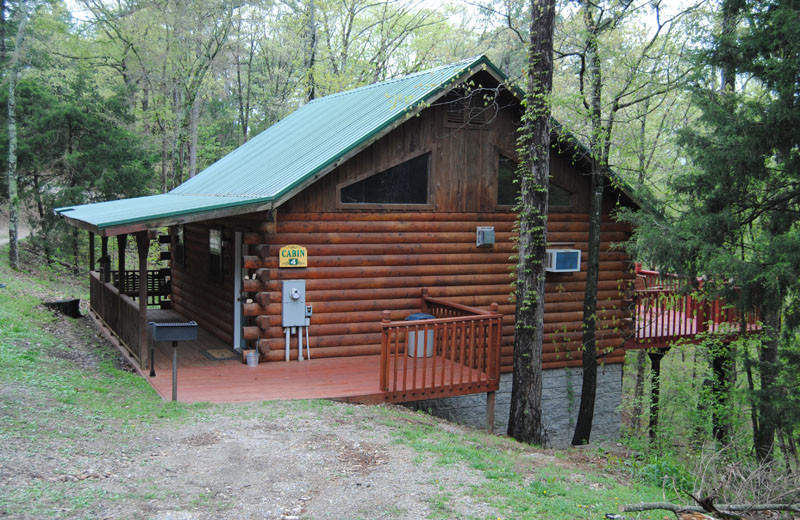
[89,232,95,273]
[171,341,178,401]
[101,236,109,283]
[136,231,150,371]
[116,233,127,291]
[648,347,668,440]
[380,310,391,391]
[486,391,496,433]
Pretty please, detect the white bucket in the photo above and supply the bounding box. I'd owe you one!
[407,329,434,357]
[246,351,259,367]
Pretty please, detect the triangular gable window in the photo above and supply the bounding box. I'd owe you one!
[340,153,430,205]
[497,154,572,207]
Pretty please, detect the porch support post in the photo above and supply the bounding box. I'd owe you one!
[101,236,109,283]
[116,233,127,291]
[486,391,496,433]
[136,231,150,370]
[648,347,668,440]
[89,232,95,273]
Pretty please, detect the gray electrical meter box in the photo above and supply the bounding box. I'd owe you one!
[282,280,307,327]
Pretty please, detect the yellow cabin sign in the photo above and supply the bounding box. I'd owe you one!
[279,245,308,268]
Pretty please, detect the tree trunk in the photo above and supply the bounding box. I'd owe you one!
[305,0,317,102]
[720,0,737,94]
[6,6,29,270]
[711,339,732,445]
[631,349,647,431]
[7,66,19,269]
[754,309,779,463]
[572,1,606,446]
[0,0,6,64]
[702,0,740,450]
[636,97,649,185]
[188,94,199,177]
[160,126,168,193]
[648,348,667,440]
[507,0,555,446]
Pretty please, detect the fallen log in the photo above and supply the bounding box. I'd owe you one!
[621,501,800,516]
[44,299,82,319]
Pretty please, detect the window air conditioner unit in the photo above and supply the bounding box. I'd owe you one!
[545,249,581,273]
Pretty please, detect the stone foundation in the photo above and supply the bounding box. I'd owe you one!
[405,364,622,447]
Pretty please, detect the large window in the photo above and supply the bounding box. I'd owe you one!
[497,154,572,207]
[209,227,223,282]
[173,225,185,269]
[340,153,429,205]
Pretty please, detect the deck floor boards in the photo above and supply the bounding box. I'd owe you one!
[144,309,491,404]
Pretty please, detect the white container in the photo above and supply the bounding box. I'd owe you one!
[407,329,434,357]
[246,351,259,367]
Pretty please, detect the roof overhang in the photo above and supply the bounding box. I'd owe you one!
[54,194,275,237]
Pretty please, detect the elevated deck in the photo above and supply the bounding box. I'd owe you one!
[625,268,760,349]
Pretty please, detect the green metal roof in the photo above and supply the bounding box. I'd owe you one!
[56,55,506,235]
[55,194,268,234]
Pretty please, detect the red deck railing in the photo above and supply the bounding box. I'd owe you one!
[379,293,502,402]
[628,266,760,349]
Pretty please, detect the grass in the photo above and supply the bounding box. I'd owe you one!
[376,407,670,519]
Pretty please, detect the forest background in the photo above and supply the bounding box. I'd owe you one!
[2,0,800,503]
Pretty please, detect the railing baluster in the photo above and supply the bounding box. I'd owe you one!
[420,322,429,392]
[392,326,401,398]
[411,323,420,394]
[468,319,477,388]
[439,321,447,388]
[402,325,411,394]
[380,311,390,391]
[431,322,439,393]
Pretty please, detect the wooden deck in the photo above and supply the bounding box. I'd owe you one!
[145,309,494,404]
[625,268,760,349]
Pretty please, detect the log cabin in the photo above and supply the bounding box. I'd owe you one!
[56,55,640,445]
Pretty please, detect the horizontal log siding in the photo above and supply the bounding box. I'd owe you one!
[245,212,633,371]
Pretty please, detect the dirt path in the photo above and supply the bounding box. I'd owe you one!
[0,209,32,246]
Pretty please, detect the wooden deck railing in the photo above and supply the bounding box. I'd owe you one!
[90,271,140,361]
[379,294,502,402]
[628,267,760,349]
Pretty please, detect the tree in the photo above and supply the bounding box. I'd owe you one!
[560,0,699,445]
[80,0,235,189]
[470,0,702,444]
[5,0,30,269]
[0,2,154,266]
[625,0,800,463]
[507,0,555,446]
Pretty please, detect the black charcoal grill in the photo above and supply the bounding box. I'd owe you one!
[149,321,198,401]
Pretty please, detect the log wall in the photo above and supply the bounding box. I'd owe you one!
[240,211,633,372]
